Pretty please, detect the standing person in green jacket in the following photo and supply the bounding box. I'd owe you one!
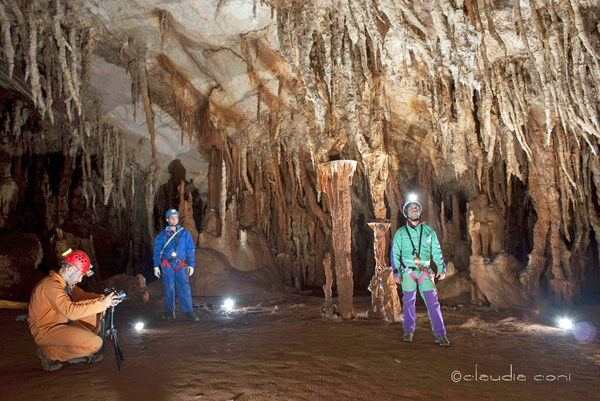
[391,194,450,346]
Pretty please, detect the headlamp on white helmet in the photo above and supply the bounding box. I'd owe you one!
[402,193,422,218]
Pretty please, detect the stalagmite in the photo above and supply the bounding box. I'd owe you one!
[0,159,18,227]
[322,252,333,317]
[367,222,401,321]
[318,160,357,319]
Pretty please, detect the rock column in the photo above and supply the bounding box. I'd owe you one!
[321,252,334,317]
[318,160,356,319]
[367,222,402,321]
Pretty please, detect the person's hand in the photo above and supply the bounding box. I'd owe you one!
[436,271,446,281]
[154,267,161,278]
[104,292,122,308]
[188,267,194,277]
[393,275,401,285]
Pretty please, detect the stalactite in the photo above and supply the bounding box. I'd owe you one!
[80,127,95,212]
[27,4,45,116]
[568,0,600,66]
[241,142,253,195]
[8,0,27,82]
[81,27,94,89]
[67,16,82,103]
[53,0,81,118]
[157,9,168,51]
[57,127,80,224]
[41,43,55,125]
[42,170,53,231]
[116,131,126,209]
[0,3,15,80]
[138,53,156,159]
[144,163,157,240]
[299,158,331,234]
[220,158,227,236]
[174,95,194,147]
[102,127,115,205]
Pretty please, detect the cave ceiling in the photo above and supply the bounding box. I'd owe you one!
[1,0,598,194]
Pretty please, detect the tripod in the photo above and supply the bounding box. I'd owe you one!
[91,306,124,370]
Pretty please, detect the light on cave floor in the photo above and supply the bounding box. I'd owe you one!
[135,322,144,331]
[558,318,573,330]
[222,299,234,311]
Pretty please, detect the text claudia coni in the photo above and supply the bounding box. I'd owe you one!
[451,365,572,383]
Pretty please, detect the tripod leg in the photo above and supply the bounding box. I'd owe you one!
[112,333,124,370]
[111,334,121,370]
[113,333,124,361]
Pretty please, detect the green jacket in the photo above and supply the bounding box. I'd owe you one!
[391,222,445,276]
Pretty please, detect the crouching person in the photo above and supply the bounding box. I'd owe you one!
[28,250,122,371]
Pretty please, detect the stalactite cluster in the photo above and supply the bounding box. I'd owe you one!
[0,0,93,123]
[261,0,600,301]
[0,0,598,304]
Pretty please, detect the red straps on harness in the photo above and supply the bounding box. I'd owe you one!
[408,271,427,284]
[161,258,186,273]
[407,268,438,293]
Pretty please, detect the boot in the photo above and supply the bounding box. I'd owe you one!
[162,310,176,320]
[36,347,62,372]
[185,311,199,322]
[435,335,450,347]
[403,331,414,342]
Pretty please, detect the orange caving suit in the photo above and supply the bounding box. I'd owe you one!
[28,271,108,362]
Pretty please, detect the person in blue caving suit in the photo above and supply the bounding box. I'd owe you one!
[153,209,199,322]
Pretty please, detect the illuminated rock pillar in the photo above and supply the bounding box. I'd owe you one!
[367,222,402,321]
[322,252,334,316]
[318,160,356,319]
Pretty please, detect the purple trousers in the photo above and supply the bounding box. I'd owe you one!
[403,289,446,336]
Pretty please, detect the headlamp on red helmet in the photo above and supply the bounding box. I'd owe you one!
[62,249,94,277]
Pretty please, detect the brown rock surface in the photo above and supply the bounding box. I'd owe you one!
[470,253,530,309]
[0,233,45,302]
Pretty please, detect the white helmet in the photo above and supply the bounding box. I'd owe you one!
[402,194,422,218]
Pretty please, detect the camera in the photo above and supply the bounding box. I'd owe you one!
[104,288,127,301]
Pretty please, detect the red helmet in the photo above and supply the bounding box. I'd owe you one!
[63,250,94,277]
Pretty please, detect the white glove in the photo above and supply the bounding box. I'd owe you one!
[188,267,194,277]
[154,267,161,278]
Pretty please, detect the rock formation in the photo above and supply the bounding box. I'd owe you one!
[0,0,598,307]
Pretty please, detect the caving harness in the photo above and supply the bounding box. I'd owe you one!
[159,227,186,273]
[403,223,438,293]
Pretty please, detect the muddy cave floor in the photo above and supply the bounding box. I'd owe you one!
[1,293,599,401]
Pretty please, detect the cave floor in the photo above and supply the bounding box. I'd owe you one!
[1,293,598,401]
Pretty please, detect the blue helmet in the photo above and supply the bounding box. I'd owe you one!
[165,209,180,219]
